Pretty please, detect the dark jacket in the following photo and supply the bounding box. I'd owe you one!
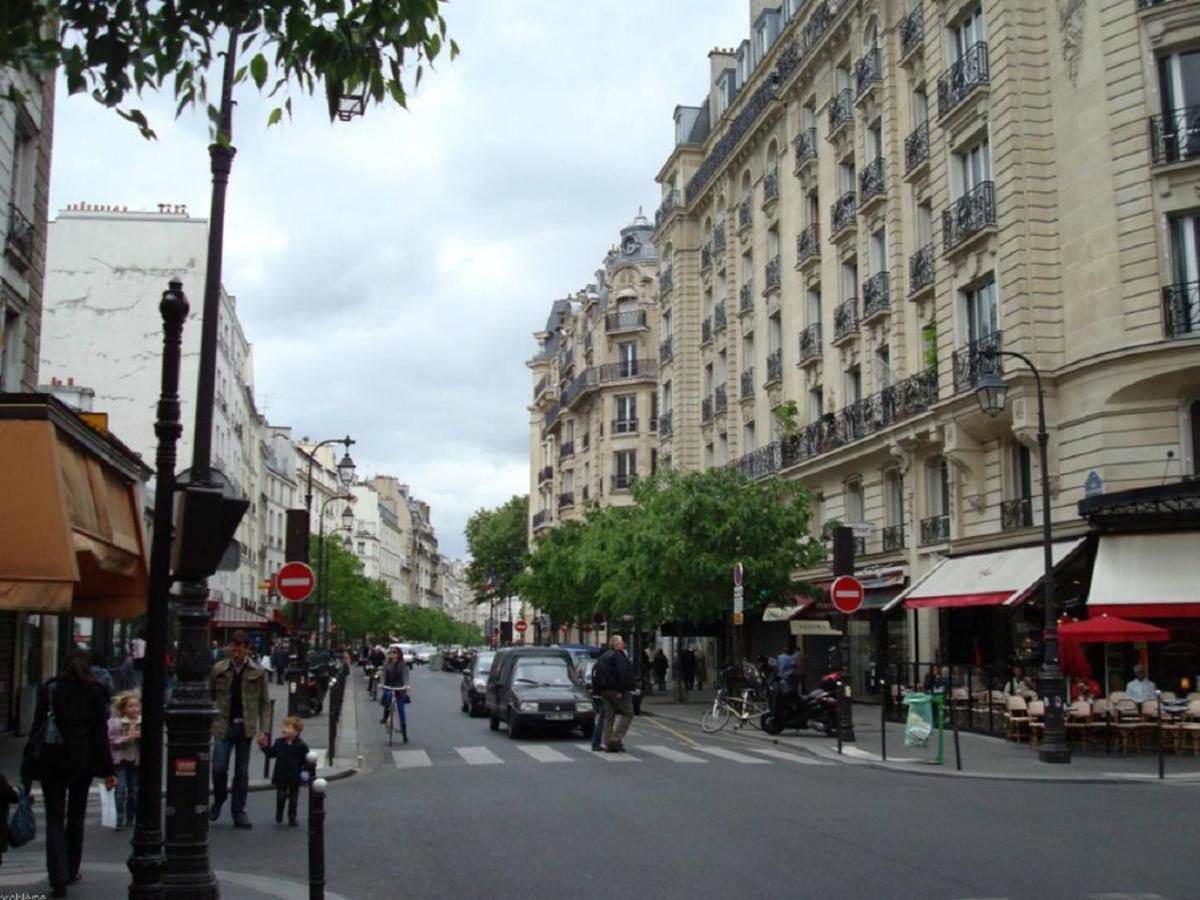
[380,660,408,689]
[594,649,634,693]
[262,736,311,788]
[23,676,114,784]
[0,774,19,851]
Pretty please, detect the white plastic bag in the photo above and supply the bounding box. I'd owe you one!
[100,785,118,829]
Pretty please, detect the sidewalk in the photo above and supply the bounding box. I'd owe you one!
[264,671,360,786]
[642,691,1200,783]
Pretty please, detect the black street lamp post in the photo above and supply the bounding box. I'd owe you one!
[974,348,1070,764]
[316,497,354,648]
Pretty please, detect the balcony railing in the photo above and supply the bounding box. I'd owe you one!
[713,221,727,253]
[859,157,885,205]
[659,410,673,437]
[1001,497,1034,531]
[702,396,714,424]
[828,89,853,136]
[544,401,560,429]
[799,323,822,362]
[598,359,657,382]
[793,127,818,172]
[714,300,727,330]
[833,297,859,342]
[952,330,1003,393]
[701,243,712,271]
[715,383,728,414]
[5,204,34,264]
[1163,282,1199,338]
[538,465,553,484]
[882,524,905,552]
[796,223,820,267]
[900,4,924,58]
[660,336,673,363]
[734,443,782,480]
[831,191,856,238]
[561,348,574,373]
[855,48,881,99]
[1150,105,1200,165]
[605,309,646,332]
[765,255,781,292]
[764,165,780,204]
[740,368,755,399]
[563,368,597,407]
[701,317,713,345]
[611,474,635,492]
[559,441,574,459]
[904,121,929,173]
[943,181,995,251]
[558,492,575,509]
[740,279,754,312]
[920,514,950,545]
[766,348,783,383]
[654,189,679,228]
[612,418,638,435]
[532,510,551,529]
[862,272,890,320]
[738,196,753,230]
[938,42,989,119]
[659,266,674,297]
[909,244,935,295]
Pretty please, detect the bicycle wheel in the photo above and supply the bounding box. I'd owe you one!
[700,697,731,734]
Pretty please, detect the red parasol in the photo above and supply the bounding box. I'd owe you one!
[1059,638,1093,678]
[1060,615,1170,643]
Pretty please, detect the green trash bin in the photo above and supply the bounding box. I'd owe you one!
[903,692,934,748]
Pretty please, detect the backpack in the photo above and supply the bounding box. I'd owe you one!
[591,655,609,692]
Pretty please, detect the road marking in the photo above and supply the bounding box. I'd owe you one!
[743,747,830,765]
[641,715,701,749]
[694,746,770,764]
[517,745,573,763]
[840,746,880,760]
[638,744,708,763]
[575,743,640,761]
[456,746,503,765]
[392,749,432,769]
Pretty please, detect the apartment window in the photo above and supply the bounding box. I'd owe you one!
[874,344,891,389]
[562,470,574,493]
[1156,49,1200,163]
[953,5,986,60]
[662,310,672,341]
[717,432,728,465]
[0,306,23,391]
[357,542,366,554]
[662,380,673,413]
[808,386,824,424]
[807,287,821,325]
[926,457,950,517]
[744,422,757,453]
[868,122,884,161]
[1011,443,1033,501]
[963,276,998,343]
[614,394,637,432]
[742,333,754,364]
[704,363,714,396]
[836,63,851,95]
[885,469,904,527]
[806,190,820,226]
[913,87,928,126]
[916,202,933,248]
[838,160,856,195]
[767,226,780,261]
[841,261,859,302]
[845,479,864,524]
[812,493,826,537]
[870,228,887,275]
[803,102,817,132]
[1169,213,1200,287]
[845,366,862,404]
[1190,400,1200,476]
[717,349,727,385]
[618,340,637,376]
[705,444,715,468]
[703,287,714,321]
[768,314,782,353]
[957,138,992,196]
[9,123,35,222]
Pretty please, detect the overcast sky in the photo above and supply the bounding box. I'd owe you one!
[48,1,747,559]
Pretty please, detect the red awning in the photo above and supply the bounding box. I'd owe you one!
[271,609,292,633]
[209,602,271,630]
[1087,604,1199,620]
[906,591,1012,609]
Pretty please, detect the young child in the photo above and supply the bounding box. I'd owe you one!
[107,691,142,830]
[262,716,310,826]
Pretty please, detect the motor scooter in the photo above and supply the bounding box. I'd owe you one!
[760,669,840,736]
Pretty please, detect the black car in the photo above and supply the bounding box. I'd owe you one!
[485,647,594,739]
[460,651,495,717]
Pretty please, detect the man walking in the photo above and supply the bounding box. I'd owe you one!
[594,636,636,753]
[210,630,271,828]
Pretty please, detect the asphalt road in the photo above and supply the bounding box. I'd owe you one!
[206,665,1197,900]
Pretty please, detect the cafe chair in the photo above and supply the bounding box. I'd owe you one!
[1006,695,1030,742]
[1065,700,1092,747]
[1027,699,1046,748]
[1179,701,1200,757]
[1114,699,1145,753]
[1088,699,1113,747]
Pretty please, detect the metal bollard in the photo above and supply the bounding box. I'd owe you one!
[880,677,887,762]
[263,698,276,779]
[1157,690,1164,781]
[951,696,962,771]
[326,677,338,767]
[308,777,327,900]
[836,680,843,755]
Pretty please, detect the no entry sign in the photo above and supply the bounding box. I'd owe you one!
[515,620,528,634]
[277,561,315,602]
[830,575,864,614]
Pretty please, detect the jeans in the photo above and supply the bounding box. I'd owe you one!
[590,696,605,750]
[114,760,139,825]
[275,785,300,823]
[382,690,407,730]
[41,776,90,888]
[601,689,634,749]
[212,722,251,818]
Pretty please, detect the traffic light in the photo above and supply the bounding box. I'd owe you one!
[171,472,249,582]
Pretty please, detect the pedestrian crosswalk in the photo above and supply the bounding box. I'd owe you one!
[387,742,830,771]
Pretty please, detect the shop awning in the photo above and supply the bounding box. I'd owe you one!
[762,596,814,622]
[789,620,842,636]
[0,395,151,619]
[1087,533,1200,618]
[209,602,272,630]
[882,539,1086,612]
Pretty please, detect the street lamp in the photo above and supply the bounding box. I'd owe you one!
[974,348,1070,764]
[313,493,353,650]
[302,435,356,513]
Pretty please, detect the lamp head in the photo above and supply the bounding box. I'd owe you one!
[337,450,356,487]
[974,370,1008,418]
[342,505,354,529]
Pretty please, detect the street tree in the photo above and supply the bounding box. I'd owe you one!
[314,535,396,641]
[1,0,459,137]
[464,494,528,605]
[516,519,595,631]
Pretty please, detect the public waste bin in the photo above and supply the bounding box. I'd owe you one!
[903,692,934,747]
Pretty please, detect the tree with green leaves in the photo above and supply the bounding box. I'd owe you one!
[464,494,528,604]
[313,535,396,641]
[1,0,458,137]
[514,519,594,631]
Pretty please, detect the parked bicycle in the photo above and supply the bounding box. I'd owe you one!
[700,663,768,733]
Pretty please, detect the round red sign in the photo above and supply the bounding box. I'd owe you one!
[830,575,864,614]
[514,620,528,634]
[276,561,315,602]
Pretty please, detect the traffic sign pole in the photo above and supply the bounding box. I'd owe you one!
[831,528,857,744]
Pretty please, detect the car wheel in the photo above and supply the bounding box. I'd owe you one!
[489,712,499,731]
[508,712,522,739]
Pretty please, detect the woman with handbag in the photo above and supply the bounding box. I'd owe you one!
[22,650,116,898]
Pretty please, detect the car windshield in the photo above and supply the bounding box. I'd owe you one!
[513,660,576,687]
[475,656,494,675]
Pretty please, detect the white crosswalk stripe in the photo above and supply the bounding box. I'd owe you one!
[637,744,708,763]
[517,745,574,763]
[392,749,432,768]
[574,743,640,761]
[743,747,831,765]
[456,746,503,765]
[693,746,770,764]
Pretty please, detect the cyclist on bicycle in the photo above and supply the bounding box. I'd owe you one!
[378,646,410,744]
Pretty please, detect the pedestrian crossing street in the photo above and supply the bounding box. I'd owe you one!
[390,742,831,770]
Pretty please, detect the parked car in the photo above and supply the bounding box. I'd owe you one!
[577,657,643,715]
[485,647,594,739]
[460,651,495,717]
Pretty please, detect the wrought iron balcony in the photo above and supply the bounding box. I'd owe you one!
[909,244,934,295]
[919,514,949,545]
[859,157,885,206]
[738,196,753,231]
[793,127,818,173]
[611,474,635,492]
[659,265,674,297]
[943,181,995,252]
[1163,282,1199,338]
[538,465,553,484]
[833,297,859,342]
[905,121,929,174]
[599,359,657,382]
[862,272,890,321]
[938,42,989,119]
[715,383,728,414]
[701,396,714,424]
[650,416,658,433]
[654,189,679,228]
[1001,497,1034,531]
[880,367,938,425]
[659,336,673,363]
[740,279,755,312]
[558,491,575,509]
[544,401,560,430]
[830,191,856,238]
[952,330,1003,393]
[764,165,780,205]
[1137,0,1180,8]
[900,4,924,59]
[882,524,905,552]
[612,418,638,435]
[713,221,727,253]
[1150,105,1200,165]
[765,255,781,292]
[855,48,881,99]
[796,223,821,267]
[559,441,574,459]
[701,242,712,271]
[605,309,647,332]
[563,368,598,407]
[799,323,822,363]
[659,410,673,437]
[532,510,551,529]
[740,368,755,399]
[734,443,782,480]
[5,204,34,265]
[801,0,837,52]
[766,348,783,383]
[701,316,713,345]
[828,89,853,136]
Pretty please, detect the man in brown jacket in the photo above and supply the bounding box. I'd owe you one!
[209,630,271,828]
